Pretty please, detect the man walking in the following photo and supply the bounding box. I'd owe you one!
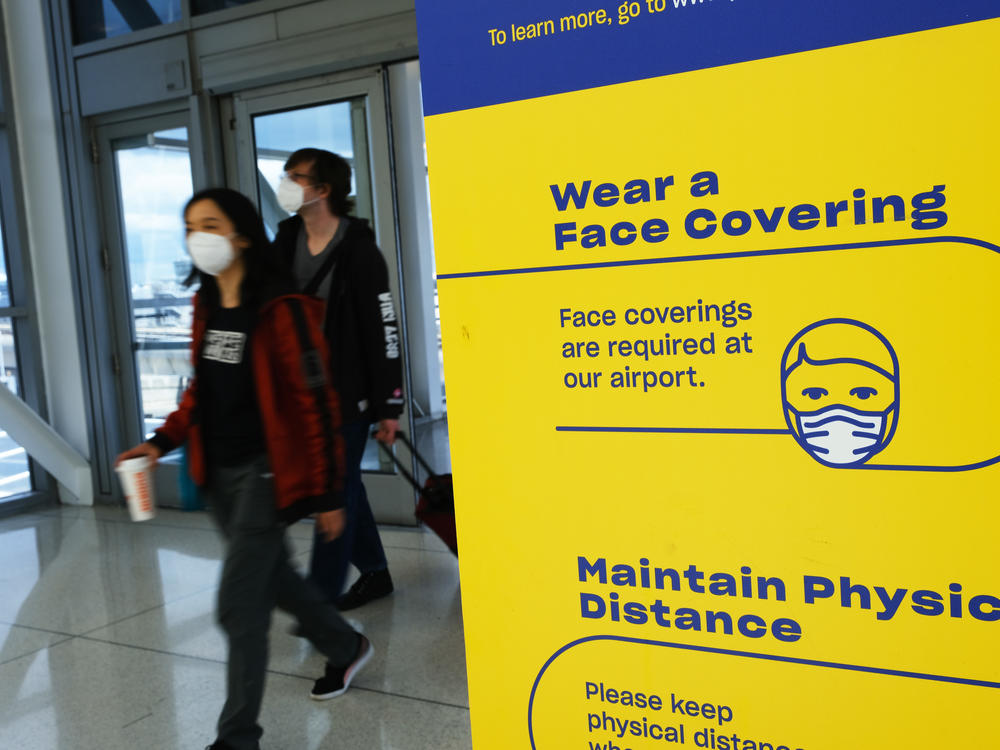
[272,148,404,610]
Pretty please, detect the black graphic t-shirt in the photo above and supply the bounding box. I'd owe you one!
[200,305,265,467]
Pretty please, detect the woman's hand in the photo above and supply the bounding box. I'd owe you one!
[315,509,346,542]
[114,442,163,469]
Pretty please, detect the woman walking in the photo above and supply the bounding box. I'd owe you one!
[116,188,371,750]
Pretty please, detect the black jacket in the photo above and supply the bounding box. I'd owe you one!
[273,215,404,424]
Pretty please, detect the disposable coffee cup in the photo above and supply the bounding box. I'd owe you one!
[115,456,156,522]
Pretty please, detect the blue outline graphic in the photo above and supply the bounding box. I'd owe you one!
[437,235,1000,280]
[780,319,900,468]
[536,236,998,472]
[554,427,1000,473]
[857,456,1000,473]
[555,426,791,436]
[527,634,1000,750]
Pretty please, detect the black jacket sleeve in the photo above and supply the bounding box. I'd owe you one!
[351,240,405,422]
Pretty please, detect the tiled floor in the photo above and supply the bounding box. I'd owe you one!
[0,503,470,750]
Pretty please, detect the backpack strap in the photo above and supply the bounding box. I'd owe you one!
[284,298,337,498]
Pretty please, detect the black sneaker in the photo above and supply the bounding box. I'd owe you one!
[335,569,393,611]
[310,634,374,700]
[205,742,257,750]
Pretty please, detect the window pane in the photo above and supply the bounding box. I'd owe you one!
[0,202,11,307]
[252,101,361,237]
[71,0,182,45]
[192,0,264,14]
[0,317,31,500]
[113,128,194,438]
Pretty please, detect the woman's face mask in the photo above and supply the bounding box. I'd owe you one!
[186,231,236,276]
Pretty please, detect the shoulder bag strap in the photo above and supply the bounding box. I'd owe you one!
[302,248,338,297]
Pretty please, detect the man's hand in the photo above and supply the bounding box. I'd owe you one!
[374,418,399,446]
[115,442,163,469]
[315,509,346,542]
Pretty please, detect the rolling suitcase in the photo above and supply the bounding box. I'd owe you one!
[377,431,457,555]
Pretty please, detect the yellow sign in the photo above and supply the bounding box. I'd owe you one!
[418,8,1000,748]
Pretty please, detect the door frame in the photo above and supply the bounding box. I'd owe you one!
[93,109,194,504]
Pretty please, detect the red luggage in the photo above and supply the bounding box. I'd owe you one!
[377,431,457,555]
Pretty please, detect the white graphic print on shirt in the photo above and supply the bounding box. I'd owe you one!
[202,330,246,364]
[378,292,400,359]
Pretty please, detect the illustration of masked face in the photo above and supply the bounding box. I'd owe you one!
[781,320,899,468]
[792,405,888,465]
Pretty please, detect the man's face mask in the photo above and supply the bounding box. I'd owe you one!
[277,176,323,214]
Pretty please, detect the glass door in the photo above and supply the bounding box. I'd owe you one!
[97,113,195,504]
[0,215,31,500]
[114,127,195,438]
[231,70,416,524]
[249,99,373,238]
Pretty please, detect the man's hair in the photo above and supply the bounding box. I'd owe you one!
[284,148,355,217]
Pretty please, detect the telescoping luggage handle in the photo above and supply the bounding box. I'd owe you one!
[373,430,438,493]
[375,431,455,514]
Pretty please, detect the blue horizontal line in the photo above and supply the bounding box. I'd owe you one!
[556,426,791,435]
[555,427,1000,472]
[439,236,1000,280]
[659,638,1000,689]
[534,635,1000,697]
[857,454,1000,472]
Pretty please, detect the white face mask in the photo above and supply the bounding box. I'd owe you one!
[186,232,236,276]
[276,176,323,214]
[793,406,889,466]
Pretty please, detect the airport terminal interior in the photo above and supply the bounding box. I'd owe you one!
[0,1,470,747]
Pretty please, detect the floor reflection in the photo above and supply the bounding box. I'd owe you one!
[0,505,470,749]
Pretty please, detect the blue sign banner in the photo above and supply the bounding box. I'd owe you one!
[416,0,1000,116]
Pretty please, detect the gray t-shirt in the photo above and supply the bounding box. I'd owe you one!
[293,217,349,300]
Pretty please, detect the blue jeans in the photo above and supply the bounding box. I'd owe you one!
[309,419,389,600]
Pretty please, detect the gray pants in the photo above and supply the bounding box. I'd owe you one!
[205,456,360,750]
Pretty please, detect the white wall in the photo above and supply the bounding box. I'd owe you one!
[2,0,93,504]
[389,60,444,419]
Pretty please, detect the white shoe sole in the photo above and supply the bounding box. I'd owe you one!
[310,638,374,701]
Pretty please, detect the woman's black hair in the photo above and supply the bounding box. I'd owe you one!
[182,187,290,313]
